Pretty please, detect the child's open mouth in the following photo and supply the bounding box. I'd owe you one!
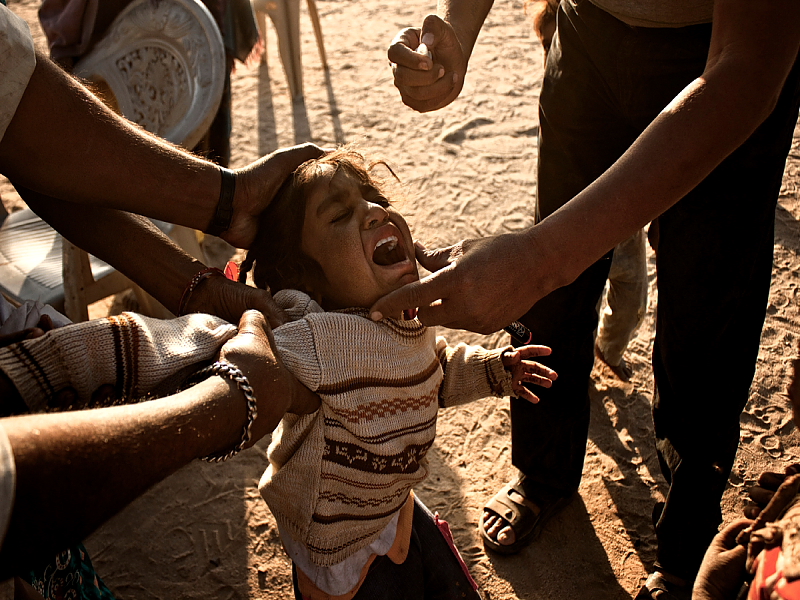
[372,235,408,266]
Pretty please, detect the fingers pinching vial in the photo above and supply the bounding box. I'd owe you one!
[387,15,467,112]
[415,41,433,59]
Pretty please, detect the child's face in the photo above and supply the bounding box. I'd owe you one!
[300,165,419,311]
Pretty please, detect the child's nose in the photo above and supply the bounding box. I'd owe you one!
[364,204,389,229]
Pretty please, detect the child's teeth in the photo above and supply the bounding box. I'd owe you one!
[376,236,398,250]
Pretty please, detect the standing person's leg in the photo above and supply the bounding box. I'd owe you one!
[647,49,800,590]
[481,0,641,553]
[595,228,648,381]
[482,0,717,554]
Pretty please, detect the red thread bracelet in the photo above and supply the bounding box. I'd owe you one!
[178,267,225,316]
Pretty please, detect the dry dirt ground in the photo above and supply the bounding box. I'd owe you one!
[3,0,800,598]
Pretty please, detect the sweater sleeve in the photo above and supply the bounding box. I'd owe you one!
[436,336,516,408]
[272,292,324,392]
[0,312,236,412]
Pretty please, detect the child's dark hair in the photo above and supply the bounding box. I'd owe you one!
[239,146,397,297]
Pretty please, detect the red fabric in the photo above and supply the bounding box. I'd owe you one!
[433,513,478,591]
[224,260,240,281]
[750,547,800,600]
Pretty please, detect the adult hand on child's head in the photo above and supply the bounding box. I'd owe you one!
[223,143,325,249]
[693,519,751,600]
[501,345,557,403]
[183,273,288,328]
[370,232,546,334]
[219,310,320,444]
[388,15,467,113]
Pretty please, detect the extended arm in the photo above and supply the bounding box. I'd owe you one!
[0,52,322,248]
[0,310,317,576]
[526,0,800,293]
[374,0,800,331]
[20,187,286,324]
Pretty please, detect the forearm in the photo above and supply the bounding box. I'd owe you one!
[438,0,494,58]
[20,187,205,315]
[524,4,800,297]
[437,338,512,406]
[0,52,221,232]
[0,377,245,576]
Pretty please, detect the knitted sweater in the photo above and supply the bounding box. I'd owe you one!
[260,290,515,567]
[0,312,236,411]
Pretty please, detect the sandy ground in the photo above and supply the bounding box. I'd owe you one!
[3,0,800,598]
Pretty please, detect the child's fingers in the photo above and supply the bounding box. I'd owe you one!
[515,345,552,359]
[512,384,541,404]
[522,360,558,381]
[520,372,554,388]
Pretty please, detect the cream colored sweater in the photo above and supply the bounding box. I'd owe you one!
[260,290,515,567]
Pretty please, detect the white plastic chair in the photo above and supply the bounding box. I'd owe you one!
[0,0,226,321]
[73,0,226,148]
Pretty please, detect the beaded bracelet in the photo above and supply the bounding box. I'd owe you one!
[178,267,225,316]
[186,361,259,463]
[205,166,237,237]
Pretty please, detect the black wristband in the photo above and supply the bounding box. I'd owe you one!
[205,167,237,237]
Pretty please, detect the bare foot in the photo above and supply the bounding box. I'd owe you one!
[482,504,519,547]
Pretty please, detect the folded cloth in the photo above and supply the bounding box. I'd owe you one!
[0,298,71,335]
[0,311,236,412]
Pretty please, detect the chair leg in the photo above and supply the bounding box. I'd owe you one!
[62,239,92,323]
[255,1,269,65]
[265,0,304,100]
[306,0,328,71]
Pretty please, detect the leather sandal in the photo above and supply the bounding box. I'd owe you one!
[480,477,569,555]
[635,571,692,600]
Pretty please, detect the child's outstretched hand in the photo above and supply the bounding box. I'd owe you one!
[501,346,557,404]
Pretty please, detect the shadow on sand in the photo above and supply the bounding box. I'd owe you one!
[258,57,344,147]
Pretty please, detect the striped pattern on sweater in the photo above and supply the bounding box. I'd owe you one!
[260,290,515,567]
[0,312,236,412]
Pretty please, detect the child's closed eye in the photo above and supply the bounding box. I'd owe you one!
[330,209,352,223]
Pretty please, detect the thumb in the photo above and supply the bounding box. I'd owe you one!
[369,280,428,322]
[237,309,269,338]
[370,265,455,323]
[420,14,460,59]
[415,241,456,274]
[717,518,753,549]
[420,14,445,42]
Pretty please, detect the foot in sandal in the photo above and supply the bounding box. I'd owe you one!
[480,475,572,555]
[634,571,692,600]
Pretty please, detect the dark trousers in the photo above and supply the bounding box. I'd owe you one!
[511,0,800,579]
[292,497,481,600]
